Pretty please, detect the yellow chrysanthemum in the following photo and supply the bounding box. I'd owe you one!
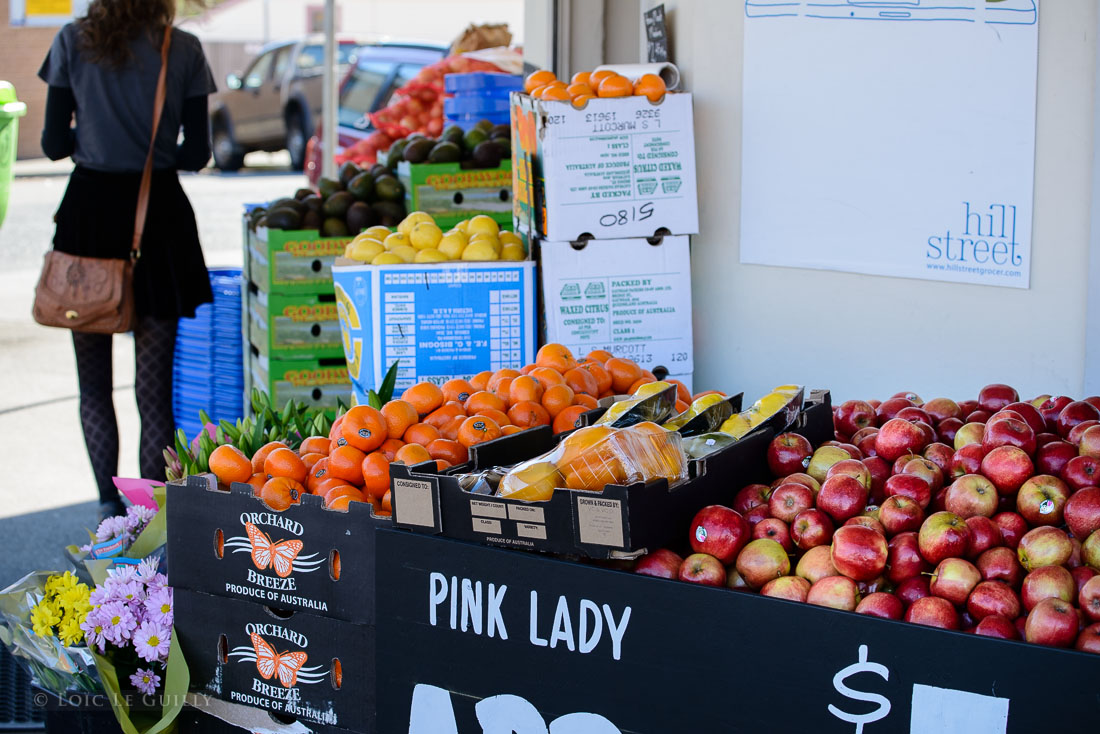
[30,602,60,638]
[58,615,84,647]
[58,586,90,612]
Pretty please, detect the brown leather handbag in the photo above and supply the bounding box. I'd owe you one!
[32,25,172,334]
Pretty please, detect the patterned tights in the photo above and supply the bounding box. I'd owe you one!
[71,317,177,502]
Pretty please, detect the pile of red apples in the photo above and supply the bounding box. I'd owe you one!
[634,384,1100,652]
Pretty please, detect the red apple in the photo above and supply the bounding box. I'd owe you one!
[1025,597,1079,647]
[1036,440,1077,476]
[918,511,971,564]
[943,474,999,519]
[974,615,1020,640]
[1076,623,1100,653]
[875,418,928,462]
[968,410,993,424]
[834,400,877,437]
[1036,432,1062,447]
[806,575,860,611]
[964,516,1002,559]
[1068,420,1100,448]
[1057,400,1100,439]
[978,383,1019,413]
[725,567,751,591]
[744,504,771,528]
[769,483,815,524]
[936,418,964,443]
[791,508,835,551]
[1065,487,1100,540]
[856,592,904,619]
[886,531,929,583]
[862,456,890,503]
[1003,401,1046,435]
[1084,530,1100,571]
[1039,395,1074,430]
[897,406,933,426]
[966,580,1020,621]
[958,399,980,419]
[930,557,981,606]
[856,433,879,458]
[922,443,954,477]
[1018,526,1073,571]
[734,538,790,589]
[980,446,1034,495]
[1064,456,1100,490]
[879,496,925,535]
[678,553,726,586]
[896,576,931,606]
[767,433,813,477]
[1014,616,1028,637]
[851,427,879,444]
[981,416,1036,456]
[795,544,837,584]
[806,446,852,483]
[733,483,771,515]
[949,444,986,479]
[845,515,886,535]
[905,595,960,629]
[830,525,888,582]
[760,575,810,603]
[1087,397,1100,411]
[924,397,962,423]
[1079,575,1100,622]
[817,474,869,524]
[1067,536,1083,569]
[634,549,683,579]
[1072,566,1098,595]
[992,511,1028,549]
[826,459,873,491]
[977,546,1023,587]
[775,472,821,495]
[689,505,750,564]
[891,453,923,476]
[892,390,923,405]
[752,517,793,552]
[1016,475,1071,527]
[884,473,932,510]
[953,422,986,450]
[901,457,944,492]
[987,409,1026,426]
[876,397,915,423]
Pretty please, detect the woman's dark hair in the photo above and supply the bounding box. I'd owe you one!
[76,0,177,67]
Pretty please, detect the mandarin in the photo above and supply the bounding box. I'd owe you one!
[597,74,633,98]
[605,358,643,394]
[377,438,405,461]
[360,452,392,499]
[328,445,368,486]
[553,405,588,434]
[402,382,444,416]
[633,73,667,102]
[394,443,432,466]
[563,367,598,397]
[403,422,441,446]
[508,400,551,428]
[298,436,331,456]
[425,402,466,429]
[509,375,544,404]
[441,378,475,404]
[536,343,577,373]
[457,415,503,447]
[524,70,556,93]
[380,400,418,440]
[264,447,307,483]
[250,441,288,474]
[209,445,252,486]
[578,361,613,394]
[542,384,576,418]
[259,476,305,512]
[427,438,468,465]
[469,370,493,391]
[465,390,506,415]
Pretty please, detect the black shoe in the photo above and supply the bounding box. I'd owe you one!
[98,499,127,524]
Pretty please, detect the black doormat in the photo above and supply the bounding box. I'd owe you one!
[0,644,45,730]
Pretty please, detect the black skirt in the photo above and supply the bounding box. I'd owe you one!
[52,165,214,320]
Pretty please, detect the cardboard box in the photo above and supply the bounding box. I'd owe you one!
[395,159,513,231]
[166,474,389,625]
[174,588,374,734]
[249,227,350,296]
[373,527,1100,733]
[249,349,351,415]
[539,236,694,375]
[512,92,698,241]
[331,259,537,401]
[177,698,354,734]
[248,287,344,360]
[389,391,832,559]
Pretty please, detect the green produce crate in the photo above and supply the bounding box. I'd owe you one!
[396,159,512,231]
[248,225,350,295]
[248,286,343,359]
[248,348,351,417]
[0,82,27,230]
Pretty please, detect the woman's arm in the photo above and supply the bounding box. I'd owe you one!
[176,95,211,171]
[41,85,75,161]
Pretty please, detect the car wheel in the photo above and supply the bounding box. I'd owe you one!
[286,110,308,172]
[212,123,244,172]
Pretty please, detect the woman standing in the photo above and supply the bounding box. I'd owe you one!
[38,0,216,519]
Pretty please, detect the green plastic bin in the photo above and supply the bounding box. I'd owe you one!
[0,82,27,230]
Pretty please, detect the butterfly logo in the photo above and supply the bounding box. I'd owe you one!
[224,522,324,577]
[228,633,327,688]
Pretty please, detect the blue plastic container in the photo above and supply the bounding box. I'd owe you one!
[444,72,523,95]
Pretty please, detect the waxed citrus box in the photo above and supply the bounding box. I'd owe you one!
[396,159,513,231]
[247,348,351,416]
[248,286,343,360]
[249,225,351,296]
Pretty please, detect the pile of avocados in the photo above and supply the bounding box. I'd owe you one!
[383,119,512,170]
[251,161,408,235]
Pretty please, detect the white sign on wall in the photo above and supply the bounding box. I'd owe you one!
[740,1,1039,289]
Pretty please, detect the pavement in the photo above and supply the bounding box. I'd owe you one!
[0,153,305,588]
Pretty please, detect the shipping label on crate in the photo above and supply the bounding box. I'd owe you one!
[250,227,349,294]
[376,530,1100,734]
[333,260,537,398]
[512,92,698,241]
[251,353,350,414]
[249,290,343,359]
[541,236,693,373]
[397,160,513,230]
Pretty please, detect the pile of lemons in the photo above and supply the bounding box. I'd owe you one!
[343,212,527,265]
[719,384,803,439]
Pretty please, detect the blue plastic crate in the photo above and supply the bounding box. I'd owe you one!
[444,72,523,94]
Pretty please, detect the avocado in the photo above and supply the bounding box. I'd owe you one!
[318,177,343,198]
[265,208,302,230]
[406,132,426,141]
[301,195,323,214]
[322,217,349,237]
[369,163,390,179]
[403,138,435,164]
[442,124,465,146]
[475,118,495,133]
[490,124,511,140]
[270,197,303,214]
[294,188,315,201]
[463,127,489,152]
[384,140,408,169]
[347,172,376,202]
[372,201,406,227]
[322,191,355,218]
[374,175,405,203]
[338,161,362,187]
[471,140,503,169]
[345,201,377,234]
[428,141,462,164]
[301,210,322,230]
[249,207,267,227]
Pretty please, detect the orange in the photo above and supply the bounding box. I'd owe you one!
[524,69,557,93]
[434,460,452,472]
[571,71,592,86]
[539,86,571,101]
[597,74,632,98]
[541,384,576,419]
[693,390,728,401]
[479,407,511,428]
[306,457,331,492]
[326,492,366,511]
[329,416,346,448]
[394,443,432,466]
[259,476,305,512]
[508,401,551,428]
[536,343,577,373]
[488,378,514,405]
[563,367,598,397]
[571,94,596,109]
[586,349,614,363]
[402,382,444,417]
[469,370,493,391]
[300,452,325,474]
[674,399,690,414]
[427,438,468,466]
[509,375,543,404]
[502,424,524,435]
[633,73,666,102]
[599,390,616,400]
[377,438,405,461]
[360,452,392,500]
[441,378,475,404]
[530,366,566,390]
[310,476,347,498]
[246,473,267,495]
[381,490,392,514]
[264,447,307,483]
[403,422,441,447]
[328,445,368,487]
[640,369,656,382]
[322,484,362,505]
[589,69,615,87]
[440,416,465,441]
[465,390,506,415]
[578,361,612,394]
[668,379,692,404]
[381,400,418,441]
[457,415,503,447]
[605,358,643,394]
[425,402,466,429]
[553,405,588,434]
[574,393,599,410]
[487,369,521,391]
[251,441,288,474]
[209,445,252,486]
[341,405,388,453]
[298,436,331,456]
[520,364,537,375]
[628,376,657,394]
[565,82,594,98]
[558,425,616,465]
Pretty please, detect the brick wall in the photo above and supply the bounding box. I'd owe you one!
[0,0,60,159]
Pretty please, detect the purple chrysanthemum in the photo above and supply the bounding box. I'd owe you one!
[143,588,173,627]
[100,601,137,646]
[135,557,160,583]
[80,608,109,653]
[133,620,170,663]
[129,668,161,696]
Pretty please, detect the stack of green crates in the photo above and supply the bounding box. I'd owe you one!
[243,208,353,416]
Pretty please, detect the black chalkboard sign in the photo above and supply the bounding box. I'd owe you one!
[645,4,669,63]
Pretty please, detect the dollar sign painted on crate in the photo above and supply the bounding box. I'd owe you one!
[827,645,892,734]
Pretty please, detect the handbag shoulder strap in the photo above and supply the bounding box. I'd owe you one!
[132,24,172,259]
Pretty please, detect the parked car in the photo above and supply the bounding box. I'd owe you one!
[209,37,359,171]
[303,43,447,184]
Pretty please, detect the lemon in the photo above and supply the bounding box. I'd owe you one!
[469,232,502,254]
[499,230,524,248]
[414,248,447,263]
[371,252,404,265]
[438,234,467,260]
[500,242,526,261]
[346,239,384,262]
[461,240,499,261]
[719,413,752,439]
[390,244,417,263]
[452,219,470,233]
[398,211,434,236]
[467,214,500,237]
[691,393,726,412]
[410,222,443,250]
[634,381,671,398]
[363,225,392,241]
[498,461,564,501]
[383,232,410,250]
